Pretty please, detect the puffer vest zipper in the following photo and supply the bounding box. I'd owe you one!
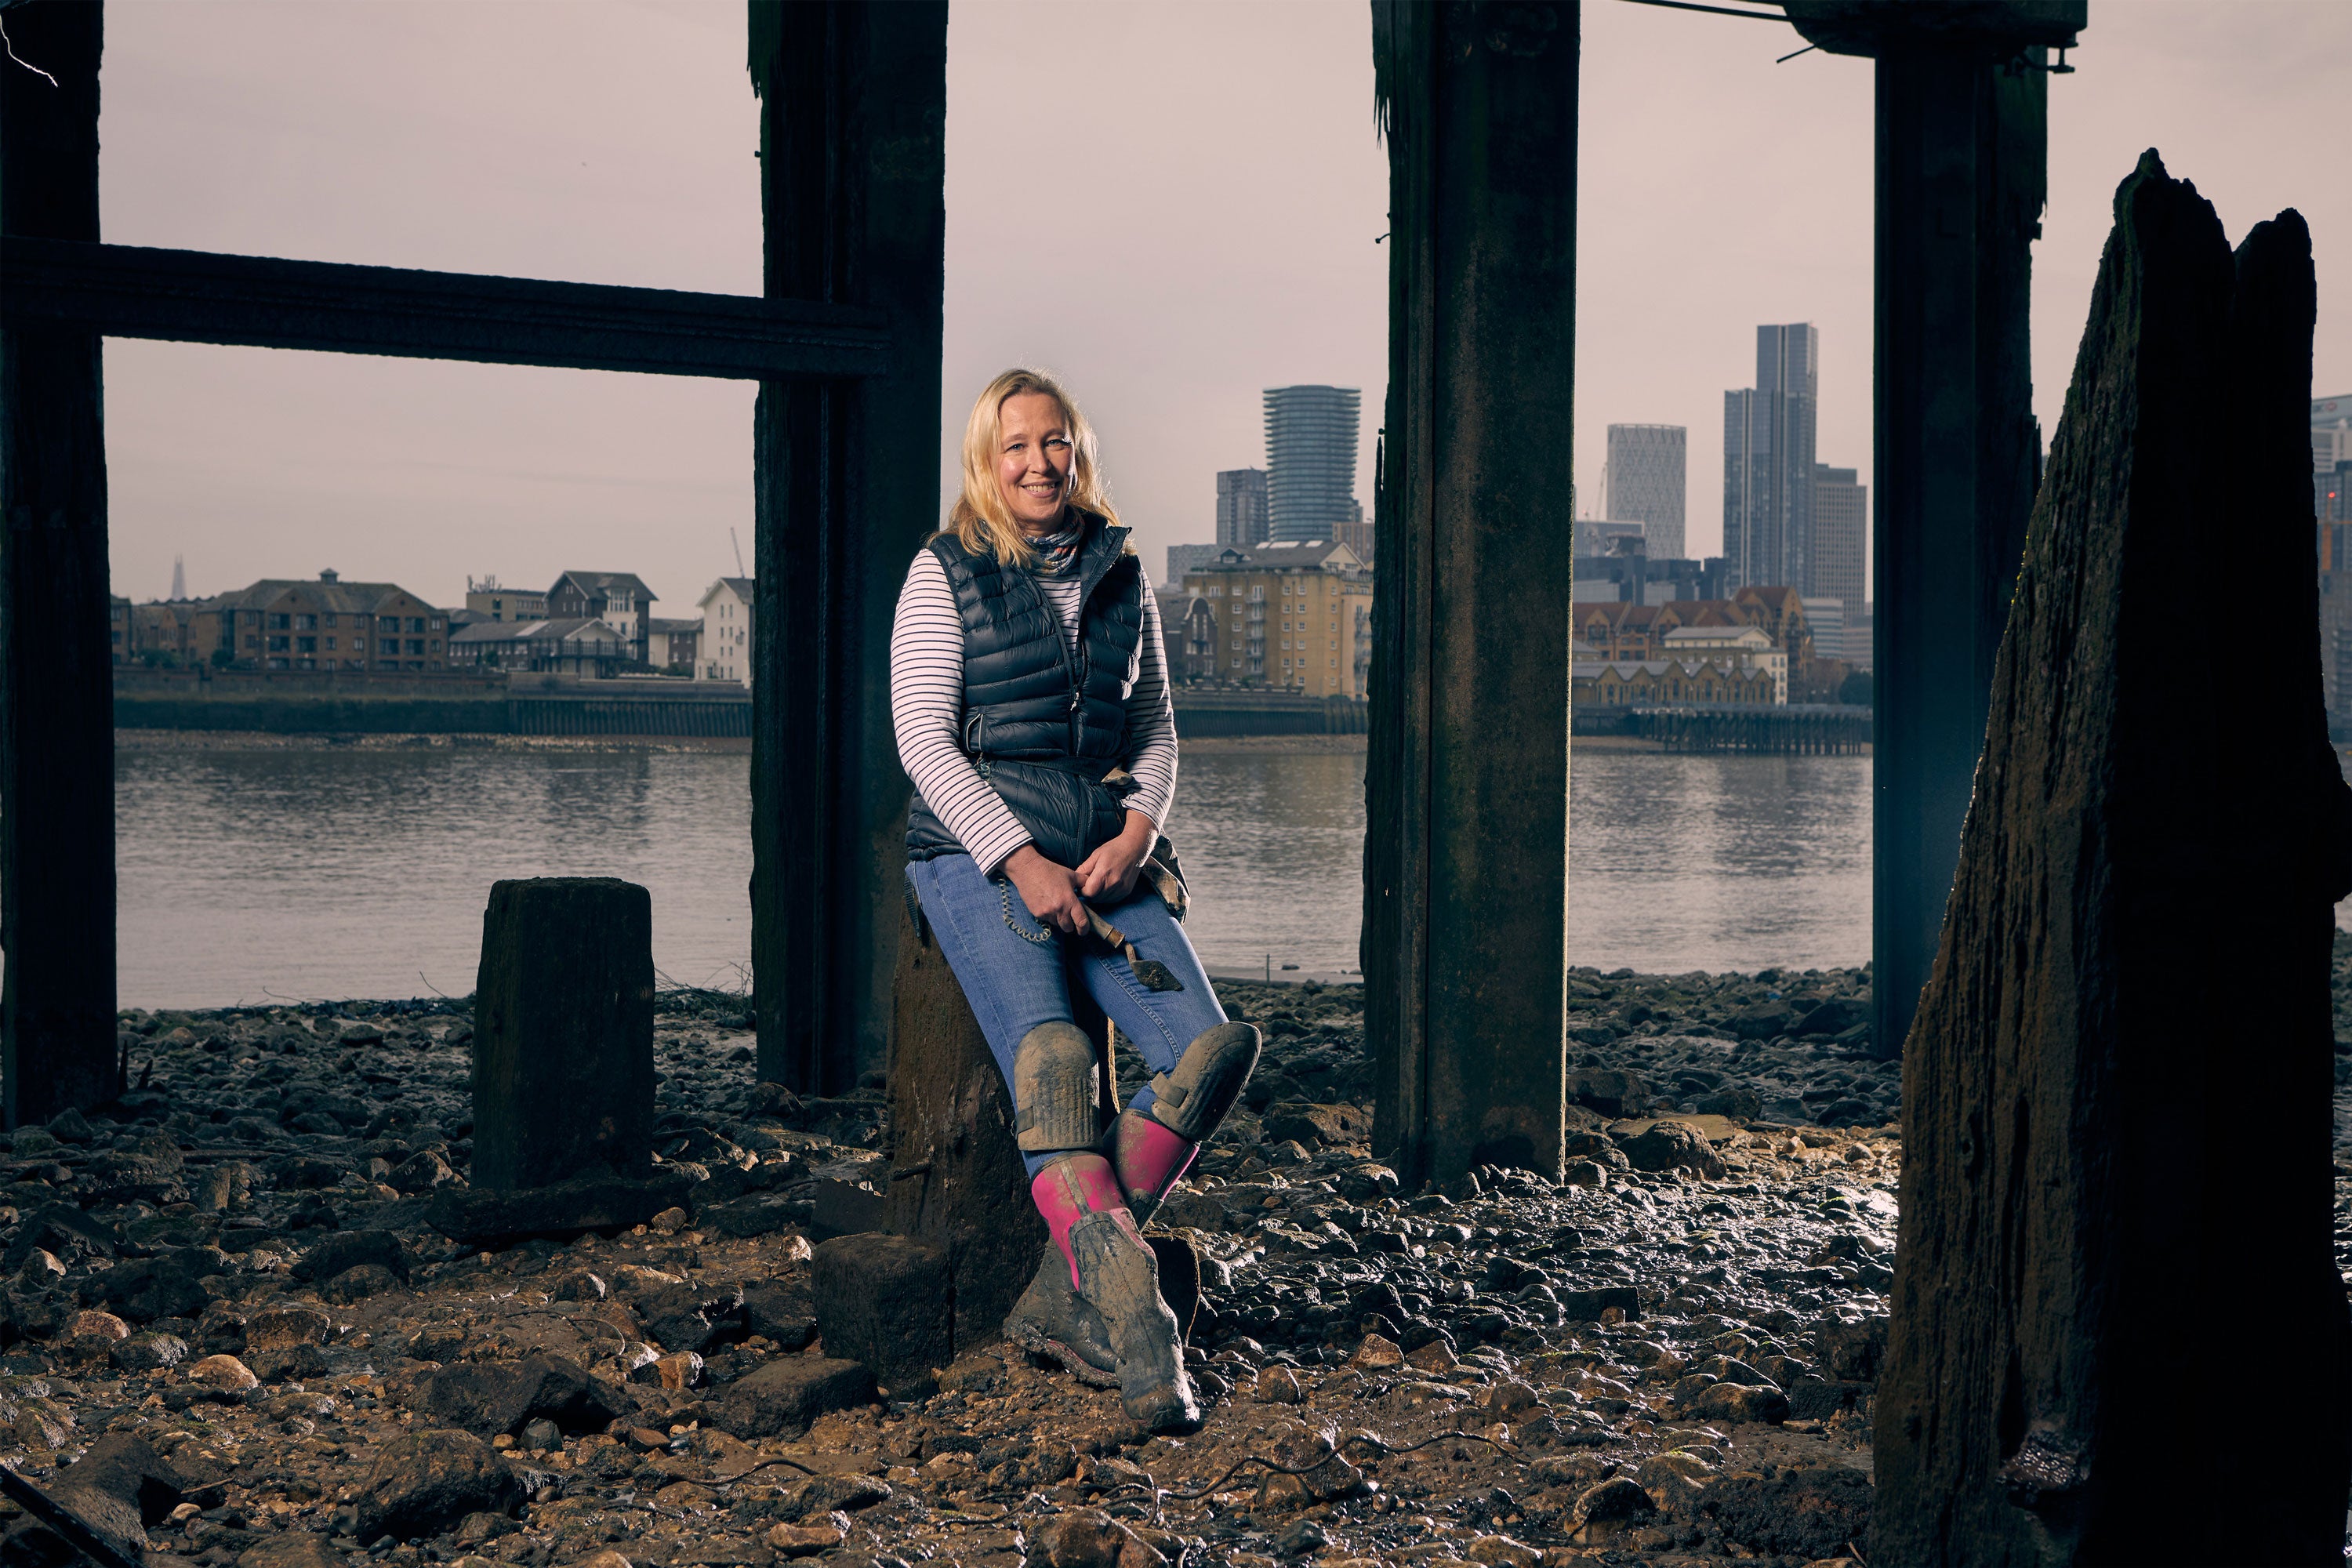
[905,517,1146,867]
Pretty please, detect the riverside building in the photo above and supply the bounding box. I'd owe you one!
[1263,386,1362,544]
[195,571,451,673]
[1177,539,1373,695]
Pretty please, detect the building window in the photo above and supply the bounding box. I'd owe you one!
[267,613,291,630]
[267,635,290,652]
[295,614,318,630]
[407,640,425,655]
[379,616,399,633]
[296,637,318,653]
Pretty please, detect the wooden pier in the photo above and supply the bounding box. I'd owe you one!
[1624,705,1871,756]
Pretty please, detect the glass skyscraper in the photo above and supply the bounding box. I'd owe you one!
[1264,386,1361,544]
[1722,324,1819,592]
[1605,423,1687,560]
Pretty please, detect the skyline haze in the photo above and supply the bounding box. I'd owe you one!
[82,1,2350,611]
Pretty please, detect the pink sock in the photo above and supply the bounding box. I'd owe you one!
[1111,1110,1197,1212]
[1030,1152,1134,1289]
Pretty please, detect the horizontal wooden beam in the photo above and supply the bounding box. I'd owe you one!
[0,237,891,380]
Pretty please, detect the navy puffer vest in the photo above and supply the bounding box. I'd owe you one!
[905,515,1148,868]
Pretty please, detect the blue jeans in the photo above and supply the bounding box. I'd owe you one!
[906,852,1229,1178]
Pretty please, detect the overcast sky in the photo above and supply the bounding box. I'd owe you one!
[85,0,2350,610]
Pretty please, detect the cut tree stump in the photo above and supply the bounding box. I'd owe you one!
[1874,151,2352,1566]
[882,890,1117,1352]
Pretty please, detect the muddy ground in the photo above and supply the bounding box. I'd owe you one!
[0,940,2345,1568]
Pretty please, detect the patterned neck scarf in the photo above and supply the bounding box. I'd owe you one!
[1025,515,1088,576]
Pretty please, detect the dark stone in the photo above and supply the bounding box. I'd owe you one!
[701,1193,804,1239]
[471,877,655,1190]
[1,1204,120,1272]
[711,1356,875,1439]
[1693,1087,1764,1120]
[293,1229,407,1283]
[94,1247,223,1324]
[1260,1102,1371,1149]
[423,1171,691,1249]
[1617,1122,1728,1178]
[1784,1377,1871,1422]
[236,1536,341,1568]
[248,1344,331,1384]
[1555,1287,1639,1323]
[351,1429,522,1543]
[1877,156,2352,1564]
[779,1473,891,1519]
[1692,1465,1872,1560]
[54,1433,191,1525]
[1795,997,1868,1036]
[321,1265,401,1304]
[811,1234,953,1398]
[405,1352,623,1438]
[1815,1314,1886,1383]
[1565,1069,1650,1119]
[740,1280,818,1350]
[1728,1003,1795,1041]
[107,1331,187,1371]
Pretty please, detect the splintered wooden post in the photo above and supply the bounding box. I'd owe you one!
[882,895,1116,1349]
[1,0,121,1127]
[472,877,655,1192]
[1875,153,2352,1565]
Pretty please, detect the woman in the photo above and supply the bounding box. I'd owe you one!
[893,368,1259,1433]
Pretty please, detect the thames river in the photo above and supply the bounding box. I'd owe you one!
[114,741,1884,1008]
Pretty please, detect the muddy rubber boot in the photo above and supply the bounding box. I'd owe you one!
[1029,1154,1200,1434]
[1067,1210,1200,1433]
[1002,1244,1117,1388]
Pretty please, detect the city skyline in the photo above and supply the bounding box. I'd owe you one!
[82,3,2351,607]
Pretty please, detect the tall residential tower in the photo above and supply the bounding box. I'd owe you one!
[1264,385,1360,544]
[1723,323,1819,592]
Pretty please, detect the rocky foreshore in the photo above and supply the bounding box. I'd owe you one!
[1,942,2345,1568]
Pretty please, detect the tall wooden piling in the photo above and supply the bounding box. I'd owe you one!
[1873,154,2352,1566]
[747,2,946,1097]
[0,2,121,1127]
[1362,1,1579,1188]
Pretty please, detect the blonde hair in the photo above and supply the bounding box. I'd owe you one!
[949,368,1123,567]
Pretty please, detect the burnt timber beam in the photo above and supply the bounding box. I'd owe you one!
[748,0,946,1094]
[0,237,892,381]
[0,1,122,1127]
[1363,0,1577,1187]
[1784,0,2072,1058]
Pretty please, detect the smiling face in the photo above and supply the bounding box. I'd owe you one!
[996,390,1076,534]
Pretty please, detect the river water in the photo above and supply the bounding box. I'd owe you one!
[114,742,1891,1008]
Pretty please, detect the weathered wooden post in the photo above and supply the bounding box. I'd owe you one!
[431,877,684,1247]
[1779,1,2076,1058]
[1363,0,1578,1186]
[746,1,947,1098]
[0,0,121,1127]
[471,877,655,1189]
[1874,154,2352,1566]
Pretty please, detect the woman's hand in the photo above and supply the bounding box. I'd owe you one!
[1076,812,1156,905]
[1003,844,1088,935]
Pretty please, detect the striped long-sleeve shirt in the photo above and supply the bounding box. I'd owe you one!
[891,546,1177,875]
